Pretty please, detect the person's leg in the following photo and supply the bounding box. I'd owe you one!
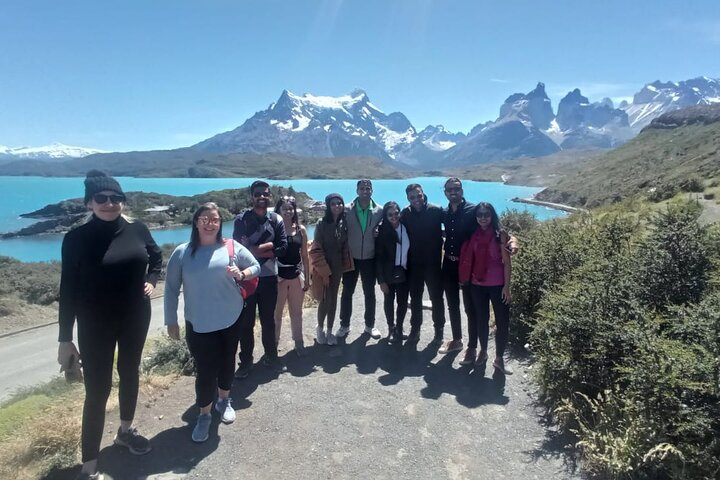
[471,285,491,354]
[338,265,360,328]
[185,321,221,411]
[77,317,118,465]
[383,285,396,329]
[426,262,446,339]
[237,293,258,367]
[257,276,279,358]
[274,278,290,345]
[218,316,243,394]
[358,259,377,329]
[489,286,510,359]
[286,277,305,344]
[325,272,342,332]
[442,259,463,341]
[407,263,425,336]
[396,280,410,335]
[461,285,476,345]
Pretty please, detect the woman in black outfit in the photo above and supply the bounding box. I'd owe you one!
[57,171,162,480]
[375,201,410,345]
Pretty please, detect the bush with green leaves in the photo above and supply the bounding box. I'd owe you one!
[142,333,195,376]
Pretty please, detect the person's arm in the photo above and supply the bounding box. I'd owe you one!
[57,232,81,367]
[141,223,163,296]
[506,234,520,255]
[272,214,288,258]
[500,231,512,304]
[232,241,261,279]
[164,245,184,339]
[300,226,311,290]
[233,215,246,244]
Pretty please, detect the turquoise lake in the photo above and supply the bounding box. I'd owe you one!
[0,176,563,262]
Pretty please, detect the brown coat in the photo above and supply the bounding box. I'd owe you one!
[309,220,354,301]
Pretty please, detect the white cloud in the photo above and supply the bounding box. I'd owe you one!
[488,78,509,84]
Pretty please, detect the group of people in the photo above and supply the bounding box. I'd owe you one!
[57,172,514,480]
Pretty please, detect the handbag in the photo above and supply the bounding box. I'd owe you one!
[225,239,258,300]
[388,226,407,284]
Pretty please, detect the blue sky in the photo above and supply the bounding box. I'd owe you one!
[1,0,718,152]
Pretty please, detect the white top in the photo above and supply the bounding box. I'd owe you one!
[394,224,410,269]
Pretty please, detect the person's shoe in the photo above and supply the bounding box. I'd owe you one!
[295,341,307,357]
[386,324,395,339]
[215,397,236,424]
[439,339,464,354]
[388,330,402,345]
[261,354,286,373]
[192,413,212,443]
[316,327,327,345]
[459,348,477,366]
[406,329,420,343]
[74,472,108,480]
[336,325,351,338]
[113,426,151,455]
[493,357,514,375]
[364,326,382,339]
[234,363,252,379]
[327,333,337,346]
[476,351,489,366]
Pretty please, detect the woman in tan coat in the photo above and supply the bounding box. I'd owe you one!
[309,193,353,346]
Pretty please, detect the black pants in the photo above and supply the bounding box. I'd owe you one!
[442,258,475,341]
[408,261,445,334]
[186,317,242,408]
[339,258,377,328]
[238,276,278,366]
[469,284,509,356]
[77,301,151,462]
[382,280,409,333]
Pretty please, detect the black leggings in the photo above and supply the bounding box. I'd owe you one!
[77,302,151,463]
[238,276,278,366]
[186,317,242,408]
[383,281,409,333]
[469,285,509,356]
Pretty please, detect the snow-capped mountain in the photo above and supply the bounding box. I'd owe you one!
[193,89,419,162]
[620,76,720,131]
[0,143,106,162]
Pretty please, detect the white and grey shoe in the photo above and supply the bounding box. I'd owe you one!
[215,397,236,424]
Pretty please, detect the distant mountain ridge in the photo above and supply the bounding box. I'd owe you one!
[0,143,106,163]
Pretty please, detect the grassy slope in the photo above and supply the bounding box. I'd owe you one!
[535,122,720,207]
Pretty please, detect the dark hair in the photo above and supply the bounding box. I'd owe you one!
[357,179,372,188]
[275,196,299,226]
[250,180,270,195]
[189,202,223,256]
[444,177,462,188]
[378,201,401,242]
[405,183,422,194]
[474,202,501,237]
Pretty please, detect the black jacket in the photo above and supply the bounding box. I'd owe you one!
[400,199,443,265]
[442,199,477,258]
[375,222,406,284]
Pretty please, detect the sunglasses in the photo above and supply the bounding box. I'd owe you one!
[476,211,492,218]
[408,193,423,201]
[386,211,400,218]
[329,201,344,207]
[445,187,462,193]
[282,195,295,202]
[93,193,125,204]
[253,191,271,198]
[198,216,221,225]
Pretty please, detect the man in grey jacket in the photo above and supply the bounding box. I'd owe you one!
[336,179,384,339]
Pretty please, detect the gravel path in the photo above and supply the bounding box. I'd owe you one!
[47,286,579,480]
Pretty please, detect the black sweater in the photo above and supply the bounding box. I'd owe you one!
[401,201,444,265]
[58,216,162,342]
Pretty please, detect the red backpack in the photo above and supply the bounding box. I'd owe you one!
[225,239,259,300]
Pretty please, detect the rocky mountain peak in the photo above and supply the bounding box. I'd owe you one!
[498,82,554,130]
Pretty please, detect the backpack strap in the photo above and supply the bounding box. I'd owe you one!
[224,238,235,266]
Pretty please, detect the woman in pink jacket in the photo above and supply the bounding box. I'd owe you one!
[458,202,513,375]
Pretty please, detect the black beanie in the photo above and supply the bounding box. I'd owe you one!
[84,170,124,203]
[325,193,344,205]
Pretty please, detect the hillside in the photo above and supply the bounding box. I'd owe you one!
[535,105,720,207]
[0,150,408,179]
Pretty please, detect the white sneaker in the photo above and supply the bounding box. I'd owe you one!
[327,333,337,346]
[336,325,351,337]
[316,327,327,345]
[215,397,236,424]
[364,326,382,339]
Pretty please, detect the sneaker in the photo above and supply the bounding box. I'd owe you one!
[493,357,514,375]
[234,363,252,379]
[74,472,107,480]
[386,324,395,339]
[192,413,212,443]
[438,339,464,354]
[327,333,337,346]
[459,348,477,366]
[295,341,307,357]
[406,329,420,343]
[113,426,151,455]
[316,327,327,345]
[261,354,286,373]
[336,325,351,337]
[476,351,489,366]
[215,397,236,424]
[364,326,382,339]
[388,329,402,345]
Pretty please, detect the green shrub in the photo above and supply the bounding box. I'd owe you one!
[679,176,705,193]
[142,333,195,376]
[500,208,540,237]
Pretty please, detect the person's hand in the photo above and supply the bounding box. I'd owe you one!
[501,285,512,304]
[58,341,80,370]
[167,324,181,340]
[303,279,310,292]
[380,283,389,295]
[227,265,244,280]
[373,226,379,238]
[143,282,154,297]
[506,235,519,255]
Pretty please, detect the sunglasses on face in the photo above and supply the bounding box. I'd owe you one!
[93,193,125,204]
[476,211,492,219]
[330,201,343,207]
[445,187,462,193]
[386,211,400,218]
[253,191,271,198]
[197,216,221,225]
[282,196,295,202]
[408,193,423,201]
